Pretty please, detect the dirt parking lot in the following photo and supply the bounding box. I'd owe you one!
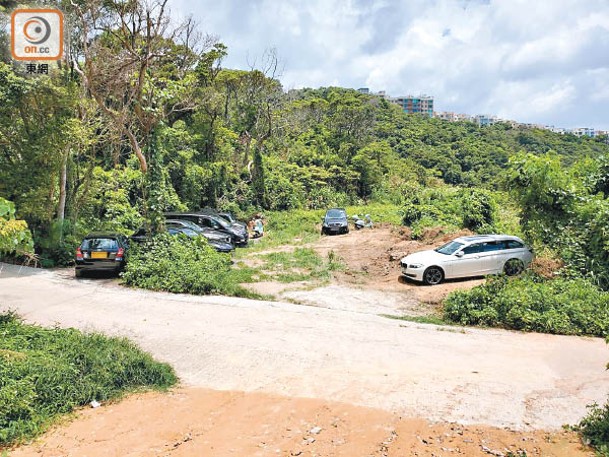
[244,225,484,315]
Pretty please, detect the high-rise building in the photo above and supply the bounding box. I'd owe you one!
[393,95,434,117]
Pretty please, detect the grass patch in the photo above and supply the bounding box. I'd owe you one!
[0,311,176,447]
[259,248,344,283]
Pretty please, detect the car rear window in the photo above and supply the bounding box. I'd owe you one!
[82,238,118,250]
[504,240,524,249]
[481,241,504,252]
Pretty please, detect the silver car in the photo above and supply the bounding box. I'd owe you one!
[400,234,534,285]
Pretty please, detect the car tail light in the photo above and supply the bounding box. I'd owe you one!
[76,247,83,260]
[116,247,124,261]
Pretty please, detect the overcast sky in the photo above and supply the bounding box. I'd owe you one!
[172,0,609,130]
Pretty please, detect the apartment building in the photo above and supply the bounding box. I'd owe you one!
[393,95,434,117]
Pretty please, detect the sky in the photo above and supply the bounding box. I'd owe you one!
[171,0,609,130]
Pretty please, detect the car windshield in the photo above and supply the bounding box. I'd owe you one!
[209,215,230,230]
[219,213,235,223]
[326,209,346,218]
[435,240,464,255]
[82,238,118,250]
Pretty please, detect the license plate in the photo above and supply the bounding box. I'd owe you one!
[91,251,108,259]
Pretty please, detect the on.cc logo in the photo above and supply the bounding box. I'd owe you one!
[22,16,52,45]
[11,9,63,61]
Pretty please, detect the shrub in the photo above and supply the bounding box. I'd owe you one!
[460,188,497,232]
[0,312,176,445]
[121,233,251,296]
[0,198,33,256]
[400,186,499,238]
[443,274,609,337]
[579,400,609,456]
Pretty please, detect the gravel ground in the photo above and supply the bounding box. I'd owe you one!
[1,262,609,431]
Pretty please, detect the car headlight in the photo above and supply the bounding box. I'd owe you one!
[409,263,423,269]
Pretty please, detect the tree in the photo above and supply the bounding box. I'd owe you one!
[68,0,212,173]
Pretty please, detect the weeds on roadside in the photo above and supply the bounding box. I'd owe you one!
[0,312,176,446]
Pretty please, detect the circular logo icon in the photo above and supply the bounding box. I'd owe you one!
[23,16,51,45]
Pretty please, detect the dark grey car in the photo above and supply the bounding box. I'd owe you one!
[164,212,249,246]
[75,232,129,277]
[321,208,349,235]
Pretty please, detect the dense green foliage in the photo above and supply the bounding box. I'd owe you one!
[0,312,176,445]
[399,186,501,238]
[507,152,609,288]
[579,400,609,456]
[0,198,33,255]
[121,233,252,297]
[444,274,609,337]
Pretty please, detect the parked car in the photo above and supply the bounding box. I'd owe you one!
[75,232,129,277]
[166,219,233,244]
[130,223,235,253]
[198,207,248,230]
[165,219,235,252]
[164,212,249,246]
[400,234,534,285]
[321,208,349,235]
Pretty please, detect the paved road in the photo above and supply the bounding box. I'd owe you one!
[2,262,608,430]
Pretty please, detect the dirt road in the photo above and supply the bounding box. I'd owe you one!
[8,388,593,457]
[1,262,608,433]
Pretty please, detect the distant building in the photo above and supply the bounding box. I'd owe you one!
[571,127,596,138]
[393,95,434,117]
[434,111,471,122]
[357,87,370,94]
[473,114,497,127]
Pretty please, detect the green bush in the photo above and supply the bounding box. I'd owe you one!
[0,198,33,256]
[443,274,609,337]
[579,400,609,456]
[121,233,251,296]
[399,186,500,237]
[460,188,497,232]
[0,311,176,445]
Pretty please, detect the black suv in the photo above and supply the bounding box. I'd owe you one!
[321,208,349,235]
[75,232,129,277]
[164,212,249,246]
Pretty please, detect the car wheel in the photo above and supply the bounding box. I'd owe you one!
[423,266,444,285]
[504,258,524,276]
[321,228,326,235]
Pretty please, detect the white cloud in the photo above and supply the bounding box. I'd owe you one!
[170,0,609,129]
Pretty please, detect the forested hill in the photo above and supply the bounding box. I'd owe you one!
[1,60,608,227]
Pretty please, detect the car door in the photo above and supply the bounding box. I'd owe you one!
[449,243,485,278]
[477,241,504,275]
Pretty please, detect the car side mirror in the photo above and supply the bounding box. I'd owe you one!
[455,251,464,257]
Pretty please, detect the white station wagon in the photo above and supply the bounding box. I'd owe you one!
[400,234,534,285]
